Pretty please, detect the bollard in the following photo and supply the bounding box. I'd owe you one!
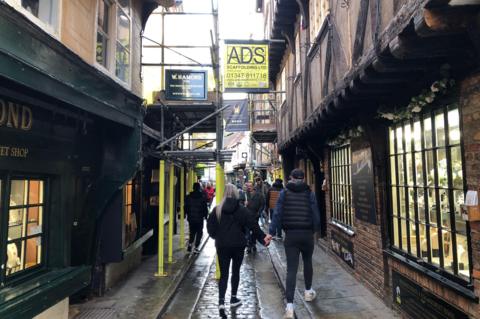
[215,163,225,280]
[156,160,167,277]
[168,162,175,263]
[180,166,185,249]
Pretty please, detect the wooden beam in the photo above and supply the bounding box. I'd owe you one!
[389,34,473,59]
[352,0,370,63]
[414,7,480,37]
[322,30,332,97]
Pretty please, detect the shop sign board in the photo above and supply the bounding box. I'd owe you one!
[392,271,469,319]
[224,40,269,93]
[331,230,354,268]
[165,70,207,100]
[224,99,249,132]
[351,139,377,224]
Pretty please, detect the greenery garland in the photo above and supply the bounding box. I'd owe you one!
[377,78,455,123]
[326,125,364,147]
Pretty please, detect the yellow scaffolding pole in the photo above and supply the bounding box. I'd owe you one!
[168,162,175,263]
[156,160,167,277]
[215,163,225,280]
[180,166,185,249]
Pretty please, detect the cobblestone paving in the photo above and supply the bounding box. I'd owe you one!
[192,254,260,319]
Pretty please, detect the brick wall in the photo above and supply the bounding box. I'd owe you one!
[321,140,388,300]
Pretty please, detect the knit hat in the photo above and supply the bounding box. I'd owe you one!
[290,168,305,179]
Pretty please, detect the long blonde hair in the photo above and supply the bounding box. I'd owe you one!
[216,183,239,221]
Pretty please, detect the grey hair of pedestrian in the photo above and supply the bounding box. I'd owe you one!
[216,183,239,221]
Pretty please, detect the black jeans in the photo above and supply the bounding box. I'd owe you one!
[284,230,314,303]
[188,220,203,248]
[217,247,245,303]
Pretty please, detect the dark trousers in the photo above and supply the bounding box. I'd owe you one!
[270,209,282,237]
[188,220,203,248]
[217,247,245,303]
[247,216,260,248]
[284,230,314,303]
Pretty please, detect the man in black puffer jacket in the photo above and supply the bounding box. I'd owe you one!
[185,182,208,253]
[268,169,321,319]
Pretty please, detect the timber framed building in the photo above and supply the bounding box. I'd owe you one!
[264,0,480,317]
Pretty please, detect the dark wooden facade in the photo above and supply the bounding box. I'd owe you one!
[265,0,480,317]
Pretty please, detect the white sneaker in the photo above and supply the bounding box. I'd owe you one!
[283,308,294,319]
[304,289,316,302]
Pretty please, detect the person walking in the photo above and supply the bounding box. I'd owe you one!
[185,182,208,253]
[268,169,321,319]
[205,182,215,207]
[245,182,265,253]
[207,184,271,317]
[266,178,283,239]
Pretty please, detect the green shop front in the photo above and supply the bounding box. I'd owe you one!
[0,4,143,318]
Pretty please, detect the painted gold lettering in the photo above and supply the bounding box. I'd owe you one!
[6,102,19,129]
[21,106,32,130]
[0,99,6,126]
[0,146,9,156]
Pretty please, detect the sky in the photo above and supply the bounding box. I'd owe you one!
[142,0,264,102]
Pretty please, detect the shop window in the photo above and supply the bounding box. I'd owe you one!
[388,106,470,280]
[4,178,45,278]
[123,180,137,248]
[6,0,60,34]
[330,145,353,227]
[96,0,131,85]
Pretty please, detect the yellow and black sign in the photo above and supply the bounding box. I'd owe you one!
[224,40,269,92]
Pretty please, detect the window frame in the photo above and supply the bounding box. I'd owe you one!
[387,103,473,286]
[5,0,62,38]
[0,174,49,285]
[329,144,354,229]
[94,0,132,86]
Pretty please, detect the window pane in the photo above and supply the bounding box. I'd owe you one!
[448,109,461,145]
[396,127,403,153]
[397,154,405,185]
[405,124,412,153]
[451,146,463,189]
[435,112,445,147]
[10,180,27,206]
[406,154,413,186]
[419,223,428,260]
[389,128,395,155]
[22,0,56,26]
[390,156,396,185]
[401,219,407,251]
[425,150,434,186]
[393,217,399,247]
[418,188,426,222]
[439,189,450,229]
[6,241,24,275]
[415,152,424,186]
[430,226,440,265]
[27,206,43,236]
[116,43,130,82]
[428,188,437,225]
[25,237,41,269]
[408,188,415,218]
[399,187,406,218]
[424,116,433,149]
[437,148,448,188]
[117,8,130,50]
[391,187,398,216]
[413,121,422,151]
[457,233,470,278]
[443,231,453,273]
[96,33,108,66]
[8,208,26,240]
[97,0,109,31]
[28,180,43,204]
[454,190,466,234]
[410,222,418,257]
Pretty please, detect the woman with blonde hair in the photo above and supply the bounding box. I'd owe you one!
[207,183,271,317]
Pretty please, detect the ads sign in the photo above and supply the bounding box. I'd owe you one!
[224,40,269,93]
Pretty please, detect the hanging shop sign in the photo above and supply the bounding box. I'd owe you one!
[224,99,249,132]
[331,229,354,268]
[224,40,269,93]
[165,70,207,100]
[351,139,377,225]
[392,271,469,319]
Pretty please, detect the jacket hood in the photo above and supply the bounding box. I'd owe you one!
[222,197,239,215]
[286,181,310,192]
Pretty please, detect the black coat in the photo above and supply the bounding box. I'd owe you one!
[185,191,208,223]
[207,198,266,248]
